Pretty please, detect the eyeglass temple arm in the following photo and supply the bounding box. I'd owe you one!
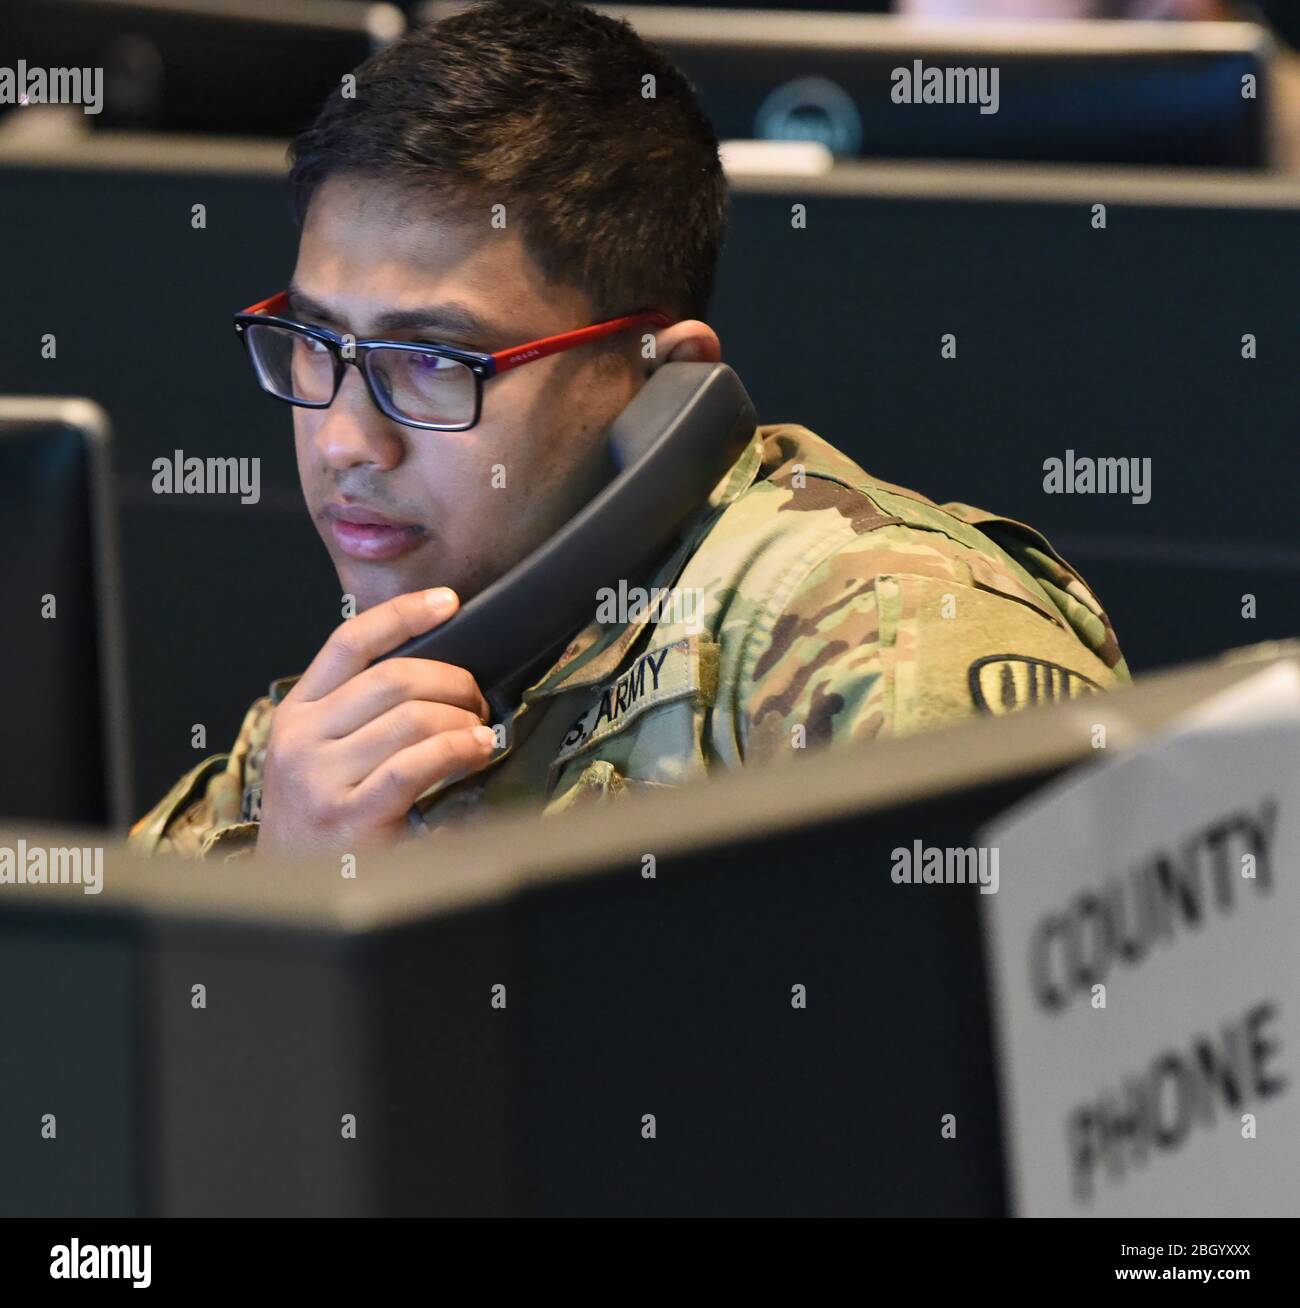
[237,293,670,365]
[492,311,671,372]
[239,290,291,317]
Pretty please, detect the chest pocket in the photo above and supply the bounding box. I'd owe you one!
[544,636,721,811]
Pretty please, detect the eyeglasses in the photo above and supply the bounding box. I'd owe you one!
[233,291,671,432]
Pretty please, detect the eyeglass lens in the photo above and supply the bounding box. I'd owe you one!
[245,323,477,426]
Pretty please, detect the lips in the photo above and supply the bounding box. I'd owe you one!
[323,501,428,562]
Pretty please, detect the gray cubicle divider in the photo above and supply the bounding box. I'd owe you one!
[1,643,1293,1215]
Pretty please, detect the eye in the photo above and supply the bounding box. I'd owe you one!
[411,351,460,372]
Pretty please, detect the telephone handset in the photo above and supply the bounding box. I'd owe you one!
[375,361,758,694]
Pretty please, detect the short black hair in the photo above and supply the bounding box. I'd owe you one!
[288,0,728,324]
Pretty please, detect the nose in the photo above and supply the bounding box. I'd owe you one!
[309,362,405,472]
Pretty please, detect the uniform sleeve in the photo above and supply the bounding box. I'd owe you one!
[737,533,1126,768]
[126,695,276,861]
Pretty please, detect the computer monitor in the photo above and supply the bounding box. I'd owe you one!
[567,8,1274,167]
[4,0,405,137]
[0,398,132,829]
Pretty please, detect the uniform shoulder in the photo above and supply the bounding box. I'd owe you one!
[701,423,1054,602]
[722,432,1131,755]
[749,424,1035,549]
[694,423,1126,681]
[127,683,285,858]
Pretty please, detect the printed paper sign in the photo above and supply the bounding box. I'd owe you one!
[981,700,1300,1216]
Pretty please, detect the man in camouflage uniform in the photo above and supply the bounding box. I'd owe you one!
[127,2,1128,860]
[130,421,1126,859]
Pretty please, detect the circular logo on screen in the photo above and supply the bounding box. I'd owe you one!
[754,77,862,156]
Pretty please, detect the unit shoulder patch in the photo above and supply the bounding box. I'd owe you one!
[968,653,1102,715]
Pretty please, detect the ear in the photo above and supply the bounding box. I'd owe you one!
[651,319,722,369]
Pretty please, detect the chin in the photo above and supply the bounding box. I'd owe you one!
[325,537,443,612]
[332,566,410,614]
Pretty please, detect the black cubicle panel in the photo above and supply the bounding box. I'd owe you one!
[496,777,1023,1216]
[4,0,402,137]
[586,8,1272,167]
[0,911,142,1217]
[0,143,1296,818]
[344,776,1024,1216]
[0,790,1023,1216]
[260,778,1024,1216]
[0,741,1058,1215]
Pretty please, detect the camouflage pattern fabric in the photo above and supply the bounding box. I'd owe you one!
[128,424,1129,859]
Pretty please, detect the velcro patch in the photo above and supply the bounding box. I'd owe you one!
[552,636,719,768]
[240,782,262,823]
[969,654,1101,715]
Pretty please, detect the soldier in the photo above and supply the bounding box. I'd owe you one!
[129,0,1128,861]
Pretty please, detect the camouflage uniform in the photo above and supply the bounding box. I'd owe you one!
[128,424,1129,859]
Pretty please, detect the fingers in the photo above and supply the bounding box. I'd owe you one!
[291,588,462,702]
[329,699,490,783]
[349,724,499,822]
[258,587,503,855]
[315,657,491,739]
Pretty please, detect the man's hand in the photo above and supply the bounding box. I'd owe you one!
[256,588,496,857]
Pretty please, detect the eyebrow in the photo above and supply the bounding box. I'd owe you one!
[286,284,508,344]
